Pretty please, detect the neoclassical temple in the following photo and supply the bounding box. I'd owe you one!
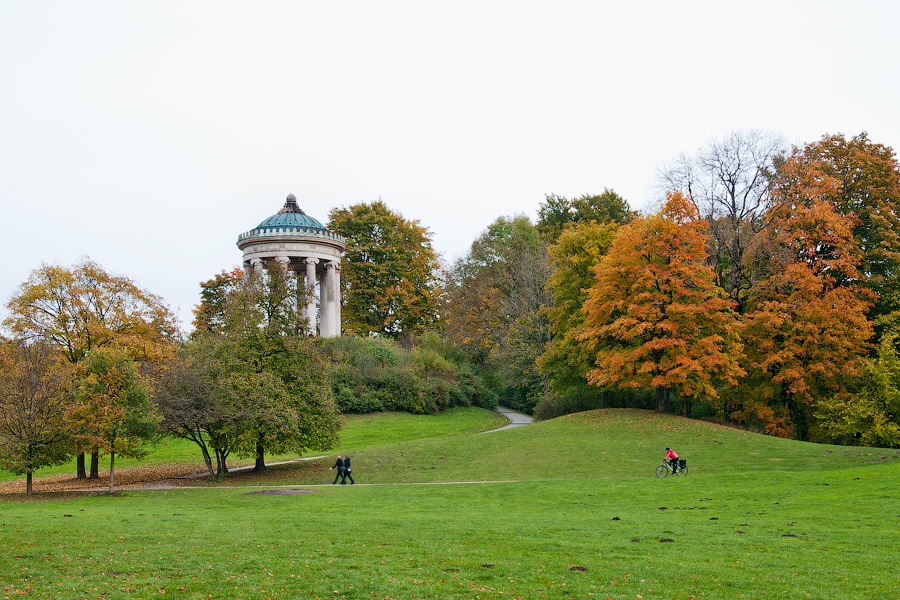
[236,194,346,337]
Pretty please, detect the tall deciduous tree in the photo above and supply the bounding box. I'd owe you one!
[658,129,785,313]
[69,348,160,493]
[737,155,874,439]
[580,192,745,413]
[153,345,232,477]
[328,201,442,338]
[189,266,341,473]
[0,340,75,494]
[447,216,553,410]
[202,327,339,473]
[538,221,619,402]
[3,258,178,478]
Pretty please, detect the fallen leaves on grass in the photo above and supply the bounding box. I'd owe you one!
[0,462,201,495]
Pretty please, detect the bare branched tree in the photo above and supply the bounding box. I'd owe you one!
[657,130,785,313]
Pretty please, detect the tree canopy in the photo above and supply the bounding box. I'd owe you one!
[538,220,619,403]
[69,348,160,493]
[328,201,442,338]
[537,189,633,242]
[4,258,178,366]
[657,130,785,314]
[790,132,900,337]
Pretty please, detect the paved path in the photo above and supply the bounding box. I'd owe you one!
[478,405,534,433]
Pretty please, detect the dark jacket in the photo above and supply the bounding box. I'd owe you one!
[343,457,351,472]
[332,458,345,471]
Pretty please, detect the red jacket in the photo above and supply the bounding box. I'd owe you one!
[665,450,678,460]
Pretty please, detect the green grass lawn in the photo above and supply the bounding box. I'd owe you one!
[2,408,899,599]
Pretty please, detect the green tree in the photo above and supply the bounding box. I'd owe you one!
[537,221,619,406]
[68,348,160,493]
[191,268,245,335]
[446,216,551,411]
[3,258,178,479]
[328,201,442,338]
[192,266,341,473]
[580,192,745,413]
[0,340,75,494]
[153,344,232,477]
[537,189,633,242]
[814,334,900,448]
[213,331,340,473]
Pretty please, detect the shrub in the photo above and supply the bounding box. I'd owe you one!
[320,335,494,415]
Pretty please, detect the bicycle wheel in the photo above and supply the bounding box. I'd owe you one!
[656,465,669,477]
[675,466,688,477]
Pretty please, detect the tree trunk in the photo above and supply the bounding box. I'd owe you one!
[90,451,100,479]
[601,390,608,410]
[77,453,86,479]
[26,471,33,495]
[109,448,115,494]
[252,441,266,473]
[215,448,229,477]
[656,387,668,413]
[200,444,214,477]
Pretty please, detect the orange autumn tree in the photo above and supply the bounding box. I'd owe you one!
[580,191,744,414]
[737,155,874,439]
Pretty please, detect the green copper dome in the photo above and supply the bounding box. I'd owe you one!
[256,194,325,229]
[236,193,346,248]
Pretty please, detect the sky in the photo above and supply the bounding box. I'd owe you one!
[2,1,899,331]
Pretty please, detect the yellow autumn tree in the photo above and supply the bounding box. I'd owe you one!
[4,258,178,478]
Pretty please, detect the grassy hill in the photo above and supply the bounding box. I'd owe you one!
[184,408,899,486]
[2,408,898,599]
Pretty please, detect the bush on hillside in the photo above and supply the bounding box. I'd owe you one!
[317,335,496,415]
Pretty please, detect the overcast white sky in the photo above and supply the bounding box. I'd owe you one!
[2,1,899,331]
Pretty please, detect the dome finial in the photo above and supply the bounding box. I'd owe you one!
[279,193,305,214]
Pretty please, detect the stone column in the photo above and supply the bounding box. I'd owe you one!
[250,258,264,277]
[332,263,341,336]
[306,258,319,335]
[322,261,337,337]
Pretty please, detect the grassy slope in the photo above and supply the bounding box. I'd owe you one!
[225,409,900,486]
[2,408,899,599]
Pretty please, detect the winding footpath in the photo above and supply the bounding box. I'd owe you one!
[480,405,534,433]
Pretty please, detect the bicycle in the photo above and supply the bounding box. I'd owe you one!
[656,459,687,477]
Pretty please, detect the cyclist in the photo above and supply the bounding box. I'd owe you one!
[664,447,679,473]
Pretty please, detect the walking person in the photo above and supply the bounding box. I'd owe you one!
[329,455,345,485]
[343,455,354,484]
